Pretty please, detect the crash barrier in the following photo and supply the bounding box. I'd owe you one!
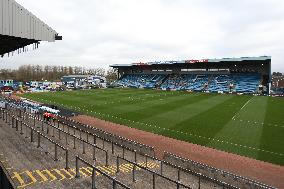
[36,114,152,167]
[19,110,153,166]
[10,107,156,170]
[5,106,124,168]
[45,123,109,166]
[117,156,193,189]
[1,109,69,170]
[6,107,183,189]
[163,152,276,189]
[11,109,110,167]
[0,105,143,167]
[1,97,155,157]
[140,153,239,189]
[57,115,155,156]
[75,155,131,189]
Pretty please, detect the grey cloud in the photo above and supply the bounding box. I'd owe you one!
[0,0,283,72]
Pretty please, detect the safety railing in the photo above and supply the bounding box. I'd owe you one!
[142,153,239,189]
[2,109,69,170]
[164,152,276,189]
[75,155,131,189]
[116,156,192,189]
[57,115,155,156]
[15,109,109,167]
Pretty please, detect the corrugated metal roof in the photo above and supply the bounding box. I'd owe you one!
[0,0,59,41]
[0,0,62,56]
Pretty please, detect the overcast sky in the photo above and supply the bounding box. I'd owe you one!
[1,0,284,72]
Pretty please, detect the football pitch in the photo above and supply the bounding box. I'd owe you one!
[21,89,284,166]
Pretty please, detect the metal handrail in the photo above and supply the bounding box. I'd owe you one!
[58,115,155,152]
[3,110,69,169]
[142,153,239,189]
[165,152,276,189]
[19,111,109,166]
[117,156,192,189]
[76,155,131,189]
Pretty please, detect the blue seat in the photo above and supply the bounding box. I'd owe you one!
[117,74,166,89]
[117,73,261,94]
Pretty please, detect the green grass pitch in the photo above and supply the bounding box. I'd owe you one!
[21,89,284,165]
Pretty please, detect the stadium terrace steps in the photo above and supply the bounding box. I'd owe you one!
[117,74,167,89]
[117,73,261,94]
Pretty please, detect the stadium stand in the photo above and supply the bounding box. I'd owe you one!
[208,74,230,92]
[117,74,166,88]
[112,56,271,94]
[117,73,261,93]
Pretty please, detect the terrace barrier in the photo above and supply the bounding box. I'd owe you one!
[164,152,276,189]
[13,110,110,167]
[1,109,70,170]
[57,115,155,156]
[116,155,192,189]
[142,153,238,189]
[75,155,131,189]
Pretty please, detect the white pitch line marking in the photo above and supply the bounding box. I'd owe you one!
[231,97,254,120]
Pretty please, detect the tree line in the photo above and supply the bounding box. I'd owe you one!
[0,65,118,82]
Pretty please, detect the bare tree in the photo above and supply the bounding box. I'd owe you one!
[106,68,117,82]
[0,65,112,82]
